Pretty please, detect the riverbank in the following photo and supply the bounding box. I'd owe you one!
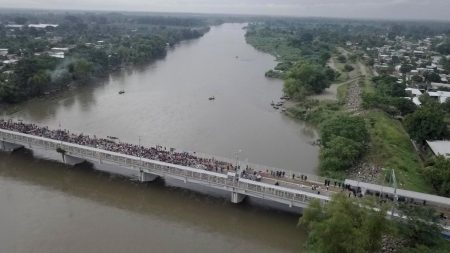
[245,29,431,191]
[287,54,429,191]
[0,20,210,105]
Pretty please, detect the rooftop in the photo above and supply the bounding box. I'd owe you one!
[427,140,450,159]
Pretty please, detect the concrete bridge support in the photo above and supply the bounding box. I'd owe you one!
[231,191,246,204]
[0,141,23,152]
[139,170,159,183]
[63,154,86,166]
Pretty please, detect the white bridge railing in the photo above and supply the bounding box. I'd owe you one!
[0,128,329,207]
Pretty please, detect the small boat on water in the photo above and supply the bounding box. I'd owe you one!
[276,102,284,107]
[107,136,119,140]
[281,108,287,112]
[270,101,275,106]
[209,96,215,101]
[273,106,279,110]
[118,90,125,95]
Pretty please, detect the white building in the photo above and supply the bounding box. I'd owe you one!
[5,24,24,29]
[431,82,450,90]
[426,141,450,159]
[428,91,450,103]
[49,52,64,59]
[28,24,59,29]
[2,59,18,65]
[0,49,7,56]
[405,88,422,97]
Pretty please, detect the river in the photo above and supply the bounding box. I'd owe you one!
[1,23,316,252]
[5,23,318,173]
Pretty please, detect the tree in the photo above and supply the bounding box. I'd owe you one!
[404,103,448,143]
[320,114,368,147]
[411,75,423,83]
[442,98,450,114]
[400,64,412,74]
[423,156,450,197]
[337,55,347,63]
[320,136,363,171]
[70,59,93,83]
[394,204,443,250]
[319,114,368,173]
[374,75,406,97]
[299,194,388,253]
[424,72,441,83]
[344,64,354,72]
[391,98,417,116]
[284,61,332,98]
[27,71,50,95]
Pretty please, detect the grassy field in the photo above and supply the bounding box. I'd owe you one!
[364,110,431,192]
[337,82,350,103]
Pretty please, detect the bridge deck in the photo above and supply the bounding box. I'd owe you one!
[0,128,330,208]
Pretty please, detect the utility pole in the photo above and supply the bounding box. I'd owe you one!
[138,136,142,163]
[58,122,62,146]
[390,168,398,218]
[235,149,242,173]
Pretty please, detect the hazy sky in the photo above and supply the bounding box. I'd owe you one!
[1,0,449,20]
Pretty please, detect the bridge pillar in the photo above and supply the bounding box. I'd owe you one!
[139,170,159,182]
[231,191,246,204]
[0,141,23,152]
[63,154,85,166]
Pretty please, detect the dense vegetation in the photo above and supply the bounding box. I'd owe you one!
[245,22,337,97]
[300,194,450,253]
[284,61,336,98]
[319,115,368,177]
[424,156,450,197]
[405,103,448,144]
[0,12,211,103]
[362,76,414,116]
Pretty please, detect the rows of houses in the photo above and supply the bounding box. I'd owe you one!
[368,35,449,85]
[363,35,450,159]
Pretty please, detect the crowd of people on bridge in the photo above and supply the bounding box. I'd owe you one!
[0,119,237,173]
[0,119,327,189]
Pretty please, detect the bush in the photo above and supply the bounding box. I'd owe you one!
[337,55,347,63]
[284,60,333,98]
[319,114,368,173]
[343,64,354,72]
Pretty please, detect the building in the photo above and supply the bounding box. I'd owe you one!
[426,141,450,159]
[428,91,450,103]
[2,59,18,65]
[5,24,24,29]
[28,24,59,29]
[49,52,64,59]
[0,49,8,56]
[431,82,450,90]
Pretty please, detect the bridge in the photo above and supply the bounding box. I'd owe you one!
[2,126,450,237]
[0,128,330,208]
